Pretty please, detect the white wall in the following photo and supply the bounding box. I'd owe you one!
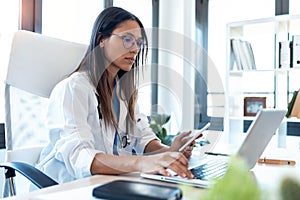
[0,0,19,123]
[0,149,5,197]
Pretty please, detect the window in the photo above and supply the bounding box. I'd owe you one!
[113,0,152,29]
[2,0,105,148]
[42,0,104,44]
[113,0,153,117]
[0,0,19,33]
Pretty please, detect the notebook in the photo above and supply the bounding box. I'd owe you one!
[141,109,287,188]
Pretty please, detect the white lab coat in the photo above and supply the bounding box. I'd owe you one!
[36,72,158,183]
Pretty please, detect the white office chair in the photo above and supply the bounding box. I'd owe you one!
[0,30,87,197]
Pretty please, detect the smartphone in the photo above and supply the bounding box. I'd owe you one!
[179,122,211,152]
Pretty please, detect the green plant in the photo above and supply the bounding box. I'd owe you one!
[149,113,174,145]
[280,176,300,200]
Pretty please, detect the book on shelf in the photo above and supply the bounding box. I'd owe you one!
[291,35,300,68]
[241,40,256,70]
[286,89,300,118]
[279,41,292,68]
[230,39,242,70]
[230,38,256,71]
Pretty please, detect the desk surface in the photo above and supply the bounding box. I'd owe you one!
[4,133,300,200]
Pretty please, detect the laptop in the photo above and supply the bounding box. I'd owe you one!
[141,109,287,188]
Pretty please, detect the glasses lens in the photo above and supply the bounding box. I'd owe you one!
[123,35,135,49]
[136,38,145,49]
[122,34,144,49]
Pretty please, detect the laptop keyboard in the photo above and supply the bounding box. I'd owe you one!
[191,158,228,180]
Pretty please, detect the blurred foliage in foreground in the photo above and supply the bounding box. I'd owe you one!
[181,155,261,200]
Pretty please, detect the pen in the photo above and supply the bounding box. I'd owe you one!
[204,152,229,157]
[258,157,296,166]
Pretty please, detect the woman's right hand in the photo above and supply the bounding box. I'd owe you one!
[138,151,194,179]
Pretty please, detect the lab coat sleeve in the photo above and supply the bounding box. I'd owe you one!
[50,77,100,179]
[133,113,160,155]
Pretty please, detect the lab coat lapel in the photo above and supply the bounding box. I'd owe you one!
[100,115,115,155]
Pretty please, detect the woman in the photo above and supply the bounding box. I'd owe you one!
[37,6,196,183]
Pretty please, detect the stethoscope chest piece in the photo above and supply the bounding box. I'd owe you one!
[121,134,130,148]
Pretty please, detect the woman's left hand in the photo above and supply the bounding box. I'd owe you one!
[181,143,194,158]
[169,131,202,158]
[169,131,192,152]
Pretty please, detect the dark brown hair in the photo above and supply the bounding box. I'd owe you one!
[75,7,148,131]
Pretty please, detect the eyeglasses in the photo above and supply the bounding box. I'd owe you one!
[111,33,145,49]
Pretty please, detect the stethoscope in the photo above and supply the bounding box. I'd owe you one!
[117,127,131,148]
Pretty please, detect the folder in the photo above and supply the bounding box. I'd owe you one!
[286,90,299,118]
[291,89,300,118]
[92,180,182,200]
[292,35,300,68]
[231,39,256,71]
[279,41,291,68]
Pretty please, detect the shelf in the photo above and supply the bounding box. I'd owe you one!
[229,69,274,75]
[225,15,300,138]
[278,67,300,72]
[230,67,300,74]
[227,14,300,28]
[286,117,300,123]
[229,116,255,121]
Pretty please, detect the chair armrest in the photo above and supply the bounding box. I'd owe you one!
[0,161,58,189]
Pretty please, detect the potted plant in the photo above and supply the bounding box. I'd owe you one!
[149,113,174,145]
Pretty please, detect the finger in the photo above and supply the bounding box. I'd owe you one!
[183,151,192,158]
[168,160,194,179]
[183,147,193,153]
[183,147,193,158]
[170,152,189,166]
[189,142,195,147]
[158,152,186,168]
[176,155,193,178]
[167,153,194,178]
[176,131,192,140]
[158,168,171,177]
[182,135,194,143]
[183,149,193,157]
[187,133,203,146]
[168,164,186,178]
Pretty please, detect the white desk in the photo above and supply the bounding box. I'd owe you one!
[4,133,300,200]
[5,173,192,200]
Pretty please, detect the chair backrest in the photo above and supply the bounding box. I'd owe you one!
[6,30,88,98]
[1,30,87,197]
[4,30,87,151]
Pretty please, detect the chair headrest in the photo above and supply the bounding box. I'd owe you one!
[6,30,88,98]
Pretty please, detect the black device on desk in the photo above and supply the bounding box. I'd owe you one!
[92,180,182,200]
